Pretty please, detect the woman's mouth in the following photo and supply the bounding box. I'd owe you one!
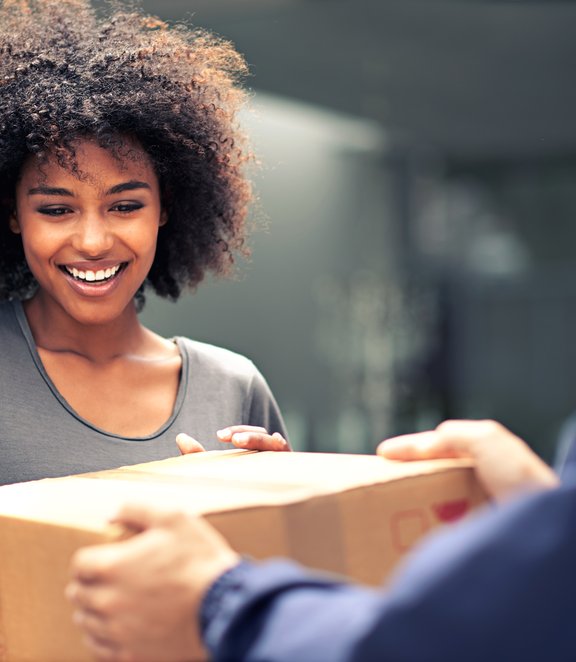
[61,263,127,283]
[58,262,129,298]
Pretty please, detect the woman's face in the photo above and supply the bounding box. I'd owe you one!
[12,138,165,326]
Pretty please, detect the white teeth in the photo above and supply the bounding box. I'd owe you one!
[65,264,122,282]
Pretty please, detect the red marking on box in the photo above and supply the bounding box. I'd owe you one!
[432,499,470,523]
[391,509,429,552]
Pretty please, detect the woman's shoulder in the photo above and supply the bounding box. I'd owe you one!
[0,300,30,371]
[176,336,258,378]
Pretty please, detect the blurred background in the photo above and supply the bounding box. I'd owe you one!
[132,0,576,460]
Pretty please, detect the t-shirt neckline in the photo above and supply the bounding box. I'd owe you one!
[11,299,189,441]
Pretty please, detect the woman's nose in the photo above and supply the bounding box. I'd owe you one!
[71,214,114,256]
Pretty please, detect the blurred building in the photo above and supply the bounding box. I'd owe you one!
[135,0,576,459]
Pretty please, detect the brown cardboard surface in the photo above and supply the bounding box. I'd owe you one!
[0,450,488,661]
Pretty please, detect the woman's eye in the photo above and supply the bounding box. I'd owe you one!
[38,206,71,217]
[111,202,143,213]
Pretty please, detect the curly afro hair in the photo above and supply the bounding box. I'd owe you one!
[0,0,253,302]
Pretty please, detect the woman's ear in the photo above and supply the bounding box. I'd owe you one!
[159,208,168,227]
[9,213,21,234]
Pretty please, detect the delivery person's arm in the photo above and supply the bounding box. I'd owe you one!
[200,479,576,662]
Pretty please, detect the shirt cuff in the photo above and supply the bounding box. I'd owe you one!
[199,558,254,650]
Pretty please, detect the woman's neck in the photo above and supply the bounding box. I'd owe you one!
[23,294,148,364]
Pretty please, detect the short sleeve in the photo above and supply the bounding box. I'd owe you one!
[245,368,289,443]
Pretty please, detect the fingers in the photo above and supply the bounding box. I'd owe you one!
[216,425,268,441]
[376,419,560,502]
[70,597,110,638]
[77,633,121,662]
[175,426,291,453]
[69,507,179,588]
[70,541,127,584]
[377,420,504,461]
[235,432,290,451]
[69,606,127,662]
[109,502,178,535]
[67,579,102,614]
[67,505,237,662]
[218,426,290,451]
[377,430,457,461]
[66,582,122,651]
[175,433,206,455]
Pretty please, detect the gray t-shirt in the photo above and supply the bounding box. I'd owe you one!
[0,300,287,485]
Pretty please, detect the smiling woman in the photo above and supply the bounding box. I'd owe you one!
[0,0,290,485]
[13,141,165,328]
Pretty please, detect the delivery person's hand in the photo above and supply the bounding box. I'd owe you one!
[67,504,239,662]
[377,419,559,503]
[176,425,291,454]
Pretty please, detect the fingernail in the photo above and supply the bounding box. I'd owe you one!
[217,428,231,439]
[233,433,249,446]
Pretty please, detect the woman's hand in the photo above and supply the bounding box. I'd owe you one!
[176,425,290,455]
[67,504,239,662]
[175,433,207,454]
[377,419,559,503]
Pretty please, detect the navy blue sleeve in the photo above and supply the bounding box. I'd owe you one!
[555,417,576,478]
[202,479,576,662]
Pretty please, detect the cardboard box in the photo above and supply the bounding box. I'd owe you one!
[0,450,488,661]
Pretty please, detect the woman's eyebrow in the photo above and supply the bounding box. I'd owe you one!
[28,186,73,196]
[107,181,151,195]
[27,181,151,197]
